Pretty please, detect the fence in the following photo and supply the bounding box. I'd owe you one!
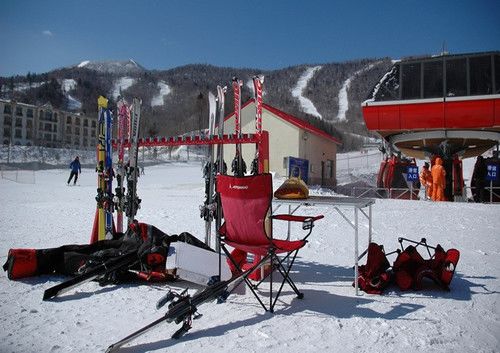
[350,185,500,203]
[336,150,382,173]
[0,165,36,184]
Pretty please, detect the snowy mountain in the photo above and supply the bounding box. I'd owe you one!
[0,58,393,150]
[75,59,146,74]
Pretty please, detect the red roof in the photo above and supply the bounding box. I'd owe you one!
[225,99,342,145]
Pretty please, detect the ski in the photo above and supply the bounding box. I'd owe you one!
[114,100,130,234]
[214,85,227,251]
[104,107,114,239]
[231,77,246,177]
[96,96,109,241]
[251,75,264,174]
[105,257,270,353]
[201,91,217,246]
[42,251,139,301]
[125,98,142,225]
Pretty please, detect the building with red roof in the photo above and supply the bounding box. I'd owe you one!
[223,99,341,186]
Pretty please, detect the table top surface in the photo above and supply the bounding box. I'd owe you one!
[273,195,375,208]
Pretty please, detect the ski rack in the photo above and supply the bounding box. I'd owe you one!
[111,131,270,173]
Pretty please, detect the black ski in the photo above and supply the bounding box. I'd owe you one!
[42,251,139,301]
[124,98,142,225]
[200,91,217,246]
[214,85,227,252]
[105,256,270,353]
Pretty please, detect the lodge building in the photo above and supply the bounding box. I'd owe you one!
[223,100,342,187]
[0,99,97,149]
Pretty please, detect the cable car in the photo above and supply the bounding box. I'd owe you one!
[363,51,500,200]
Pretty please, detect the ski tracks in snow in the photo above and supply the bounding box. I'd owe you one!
[336,62,379,121]
[292,66,323,119]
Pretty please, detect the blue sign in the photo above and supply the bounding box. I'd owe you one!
[406,166,419,182]
[486,163,498,181]
[288,157,309,183]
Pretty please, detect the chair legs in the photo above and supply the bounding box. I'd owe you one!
[222,246,304,313]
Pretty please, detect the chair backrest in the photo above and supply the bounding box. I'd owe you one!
[217,173,273,246]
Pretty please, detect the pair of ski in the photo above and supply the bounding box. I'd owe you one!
[201,75,265,246]
[42,250,140,301]
[105,253,271,353]
[230,75,265,176]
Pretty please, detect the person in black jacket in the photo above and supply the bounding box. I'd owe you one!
[471,155,487,202]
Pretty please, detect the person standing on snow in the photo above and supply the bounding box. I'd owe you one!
[419,162,433,200]
[431,157,446,201]
[67,156,81,185]
[471,155,487,202]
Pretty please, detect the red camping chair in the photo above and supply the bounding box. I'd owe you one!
[216,173,323,312]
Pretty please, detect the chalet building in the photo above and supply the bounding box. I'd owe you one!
[223,100,342,186]
[0,99,97,149]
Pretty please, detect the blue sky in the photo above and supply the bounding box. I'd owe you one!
[1,0,499,76]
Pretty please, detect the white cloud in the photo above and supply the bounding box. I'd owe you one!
[42,30,53,37]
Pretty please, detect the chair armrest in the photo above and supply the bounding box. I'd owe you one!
[272,214,324,223]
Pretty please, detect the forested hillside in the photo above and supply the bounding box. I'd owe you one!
[0,58,393,151]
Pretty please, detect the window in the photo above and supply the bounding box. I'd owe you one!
[3,127,11,138]
[495,55,500,94]
[54,112,58,121]
[402,63,421,99]
[469,55,492,95]
[4,116,12,125]
[26,119,33,128]
[39,110,44,119]
[16,106,23,116]
[75,117,80,125]
[446,59,467,97]
[16,118,22,127]
[423,60,443,98]
[67,116,72,124]
[27,109,33,118]
[84,119,88,127]
[45,111,52,120]
[15,129,22,138]
[91,121,97,128]
[3,105,12,114]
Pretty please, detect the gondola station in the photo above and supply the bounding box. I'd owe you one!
[362,51,500,201]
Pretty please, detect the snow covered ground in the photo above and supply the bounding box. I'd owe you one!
[1,161,499,353]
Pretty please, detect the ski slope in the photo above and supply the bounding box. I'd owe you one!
[0,162,499,353]
[291,66,323,119]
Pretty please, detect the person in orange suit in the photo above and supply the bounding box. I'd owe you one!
[419,162,433,200]
[431,157,446,201]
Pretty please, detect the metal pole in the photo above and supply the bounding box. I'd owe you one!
[491,180,493,204]
[354,207,359,295]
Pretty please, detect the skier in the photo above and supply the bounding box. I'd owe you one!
[67,156,81,185]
